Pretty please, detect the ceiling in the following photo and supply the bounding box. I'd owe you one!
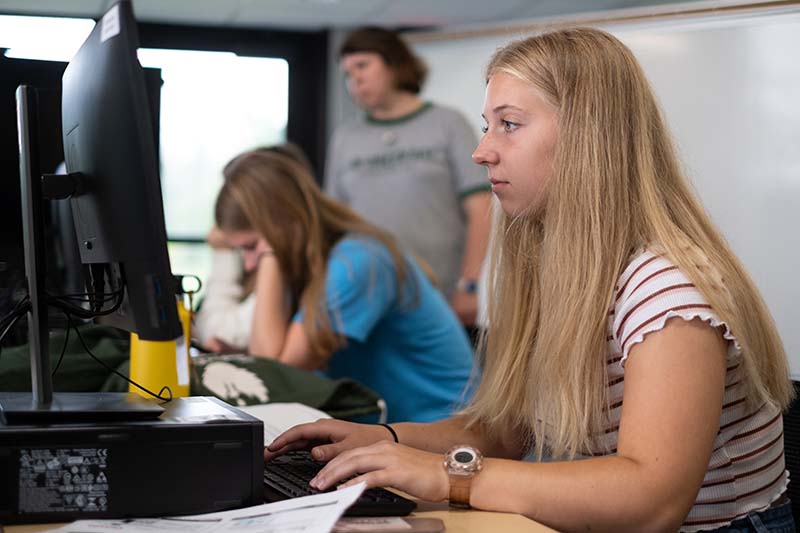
[0,0,707,31]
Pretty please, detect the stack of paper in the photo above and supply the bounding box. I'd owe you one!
[49,482,366,533]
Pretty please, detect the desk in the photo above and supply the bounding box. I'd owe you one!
[4,503,555,533]
[411,499,556,532]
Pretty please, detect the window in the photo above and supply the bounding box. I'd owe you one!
[1,15,328,305]
[137,49,289,291]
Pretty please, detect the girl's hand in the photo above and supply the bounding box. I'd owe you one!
[310,441,449,502]
[264,419,396,462]
[206,226,231,249]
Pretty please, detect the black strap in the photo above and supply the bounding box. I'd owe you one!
[380,423,399,443]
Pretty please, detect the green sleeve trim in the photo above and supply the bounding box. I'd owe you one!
[459,184,492,199]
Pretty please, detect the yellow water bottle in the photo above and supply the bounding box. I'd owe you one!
[129,298,192,398]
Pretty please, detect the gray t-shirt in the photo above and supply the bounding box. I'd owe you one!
[324,103,488,295]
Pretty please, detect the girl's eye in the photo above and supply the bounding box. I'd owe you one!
[480,125,488,134]
[502,120,519,132]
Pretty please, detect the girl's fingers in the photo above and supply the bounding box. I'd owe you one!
[263,439,309,461]
[312,448,389,490]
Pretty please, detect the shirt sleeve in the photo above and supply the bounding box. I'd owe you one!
[442,108,491,198]
[294,240,398,344]
[612,252,740,365]
[193,249,254,348]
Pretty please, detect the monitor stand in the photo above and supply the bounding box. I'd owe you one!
[0,392,164,425]
[0,86,164,427]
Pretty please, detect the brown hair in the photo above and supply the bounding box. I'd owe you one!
[215,149,417,358]
[463,27,793,459]
[339,26,427,94]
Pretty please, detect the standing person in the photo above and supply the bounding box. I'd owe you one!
[213,149,474,423]
[326,27,491,327]
[267,28,795,531]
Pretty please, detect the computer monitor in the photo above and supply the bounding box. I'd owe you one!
[0,0,182,423]
[62,2,180,341]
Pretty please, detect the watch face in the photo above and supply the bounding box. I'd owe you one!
[454,450,474,464]
[445,445,483,475]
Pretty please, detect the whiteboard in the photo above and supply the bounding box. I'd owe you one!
[413,12,800,377]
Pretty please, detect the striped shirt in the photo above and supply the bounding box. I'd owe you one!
[599,249,788,531]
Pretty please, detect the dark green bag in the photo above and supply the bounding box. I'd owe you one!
[0,325,130,393]
[188,353,383,420]
[1,325,383,420]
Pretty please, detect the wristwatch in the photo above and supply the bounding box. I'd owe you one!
[443,445,483,509]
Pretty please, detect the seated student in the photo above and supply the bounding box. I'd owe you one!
[194,143,313,353]
[266,28,795,532]
[212,149,475,423]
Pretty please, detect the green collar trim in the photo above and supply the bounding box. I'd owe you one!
[366,102,432,125]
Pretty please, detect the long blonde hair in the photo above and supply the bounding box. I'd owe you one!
[464,27,793,459]
[215,150,413,359]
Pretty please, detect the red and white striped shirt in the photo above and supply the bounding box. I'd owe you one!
[599,249,788,531]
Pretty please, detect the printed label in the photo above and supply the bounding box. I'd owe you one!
[100,4,120,43]
[176,335,190,386]
[18,448,109,514]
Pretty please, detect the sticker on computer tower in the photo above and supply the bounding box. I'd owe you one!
[17,448,109,514]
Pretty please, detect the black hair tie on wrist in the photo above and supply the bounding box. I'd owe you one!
[380,423,399,443]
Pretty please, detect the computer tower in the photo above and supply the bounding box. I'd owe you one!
[0,396,264,524]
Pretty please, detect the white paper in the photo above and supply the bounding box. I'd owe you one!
[49,482,366,533]
[238,402,331,446]
[100,4,120,43]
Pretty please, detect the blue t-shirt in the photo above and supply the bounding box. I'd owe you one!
[295,236,475,423]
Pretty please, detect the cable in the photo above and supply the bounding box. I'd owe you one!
[47,287,124,319]
[0,309,27,361]
[50,309,71,378]
[0,296,30,332]
[0,304,29,343]
[68,314,173,403]
[45,265,125,318]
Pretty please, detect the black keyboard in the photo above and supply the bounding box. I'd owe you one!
[264,451,417,516]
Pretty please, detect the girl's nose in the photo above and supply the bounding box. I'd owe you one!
[472,136,497,166]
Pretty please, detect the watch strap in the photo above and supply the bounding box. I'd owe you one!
[448,474,472,509]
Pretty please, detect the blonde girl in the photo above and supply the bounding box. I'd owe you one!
[267,27,794,532]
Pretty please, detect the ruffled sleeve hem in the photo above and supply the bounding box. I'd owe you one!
[620,309,742,367]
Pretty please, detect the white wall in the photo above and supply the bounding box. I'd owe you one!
[326,29,359,147]
[413,11,800,376]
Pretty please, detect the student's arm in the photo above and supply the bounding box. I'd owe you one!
[249,240,396,371]
[247,254,292,360]
[311,317,727,532]
[451,191,492,326]
[445,108,493,326]
[246,253,320,369]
